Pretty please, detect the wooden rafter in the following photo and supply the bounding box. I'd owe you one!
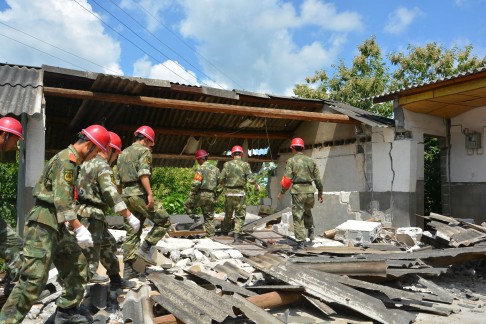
[43,87,360,124]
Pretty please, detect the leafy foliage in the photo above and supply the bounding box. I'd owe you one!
[150,161,271,214]
[0,162,18,228]
[424,136,442,215]
[294,37,486,217]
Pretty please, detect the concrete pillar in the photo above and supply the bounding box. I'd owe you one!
[18,112,45,236]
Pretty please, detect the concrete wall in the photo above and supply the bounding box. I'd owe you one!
[269,120,421,235]
[446,106,486,223]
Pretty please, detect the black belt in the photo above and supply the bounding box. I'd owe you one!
[226,186,244,189]
[293,181,312,184]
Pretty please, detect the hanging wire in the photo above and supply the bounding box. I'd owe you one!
[106,0,225,89]
[72,0,196,85]
[0,32,94,72]
[134,0,246,90]
[0,21,122,75]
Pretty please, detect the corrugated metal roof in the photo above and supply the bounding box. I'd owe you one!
[327,100,395,127]
[1,63,393,168]
[0,63,43,116]
[373,65,486,103]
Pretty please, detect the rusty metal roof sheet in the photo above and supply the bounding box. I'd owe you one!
[0,63,43,116]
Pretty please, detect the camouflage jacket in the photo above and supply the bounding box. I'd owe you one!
[117,142,152,197]
[281,152,323,195]
[76,155,127,221]
[219,158,256,195]
[28,145,81,229]
[190,161,220,196]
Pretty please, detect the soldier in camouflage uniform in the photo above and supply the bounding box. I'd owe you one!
[117,126,171,278]
[219,145,260,243]
[0,117,25,296]
[76,132,140,291]
[0,125,110,324]
[184,149,220,237]
[278,138,323,250]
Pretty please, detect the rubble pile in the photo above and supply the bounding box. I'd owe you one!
[2,211,486,324]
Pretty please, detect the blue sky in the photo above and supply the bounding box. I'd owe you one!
[1,0,485,95]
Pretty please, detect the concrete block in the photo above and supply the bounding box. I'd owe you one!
[154,250,173,269]
[175,258,190,268]
[228,249,243,259]
[194,239,231,252]
[335,220,382,245]
[193,249,205,262]
[180,248,195,259]
[156,238,194,253]
[210,250,230,261]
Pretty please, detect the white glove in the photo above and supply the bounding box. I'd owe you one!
[127,214,141,232]
[75,225,93,249]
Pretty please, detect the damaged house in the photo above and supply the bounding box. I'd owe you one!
[3,63,486,324]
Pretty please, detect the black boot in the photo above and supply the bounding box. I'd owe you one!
[233,233,243,243]
[308,228,315,242]
[123,261,138,280]
[189,216,204,230]
[54,306,92,324]
[110,273,136,290]
[294,241,305,250]
[135,240,156,265]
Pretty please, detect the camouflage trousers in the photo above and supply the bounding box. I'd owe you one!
[184,192,216,237]
[0,219,88,324]
[291,193,315,242]
[222,195,246,234]
[80,217,120,279]
[123,195,171,262]
[0,217,24,283]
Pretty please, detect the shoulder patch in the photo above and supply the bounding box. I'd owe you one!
[194,172,203,181]
[64,170,74,182]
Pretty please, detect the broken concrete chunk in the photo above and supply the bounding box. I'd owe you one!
[334,220,382,245]
[156,237,194,253]
[210,250,231,260]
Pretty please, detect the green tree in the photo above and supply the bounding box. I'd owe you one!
[294,37,486,215]
[389,43,486,91]
[0,162,18,227]
[294,36,391,116]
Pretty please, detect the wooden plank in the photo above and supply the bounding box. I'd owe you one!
[43,87,360,124]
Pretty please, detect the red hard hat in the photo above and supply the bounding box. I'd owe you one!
[0,117,23,139]
[231,145,244,155]
[195,149,208,160]
[108,131,122,152]
[290,138,304,148]
[81,125,110,152]
[134,126,155,143]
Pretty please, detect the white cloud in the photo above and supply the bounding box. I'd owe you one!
[176,0,360,95]
[133,55,198,85]
[384,6,423,35]
[299,0,363,32]
[0,0,122,74]
[119,0,174,33]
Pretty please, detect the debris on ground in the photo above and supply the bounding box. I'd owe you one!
[2,211,486,324]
